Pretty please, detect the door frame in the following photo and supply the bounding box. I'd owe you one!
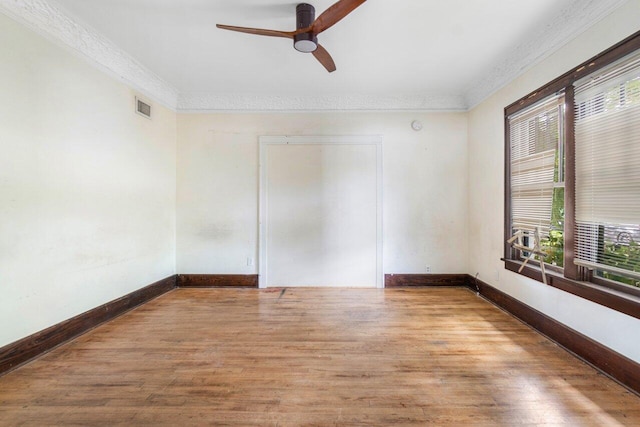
[258,135,384,289]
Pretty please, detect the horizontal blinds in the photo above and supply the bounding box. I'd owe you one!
[574,223,640,280]
[509,95,563,235]
[511,150,556,233]
[574,50,640,278]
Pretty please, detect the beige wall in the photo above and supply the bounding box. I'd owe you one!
[468,0,640,362]
[176,112,469,276]
[0,13,177,347]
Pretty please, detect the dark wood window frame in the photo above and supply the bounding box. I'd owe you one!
[504,29,640,321]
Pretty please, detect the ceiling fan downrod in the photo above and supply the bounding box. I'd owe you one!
[294,3,317,53]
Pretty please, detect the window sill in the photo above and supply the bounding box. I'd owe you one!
[503,259,640,321]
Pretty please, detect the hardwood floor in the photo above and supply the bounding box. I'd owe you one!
[1,287,639,426]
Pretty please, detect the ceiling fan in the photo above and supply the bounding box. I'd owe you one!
[216,0,367,73]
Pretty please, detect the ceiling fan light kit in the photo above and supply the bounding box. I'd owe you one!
[216,0,367,73]
[294,4,318,53]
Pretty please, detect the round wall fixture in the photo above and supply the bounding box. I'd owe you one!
[411,120,423,131]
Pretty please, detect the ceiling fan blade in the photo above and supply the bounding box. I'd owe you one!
[312,44,337,73]
[311,0,367,34]
[216,24,295,39]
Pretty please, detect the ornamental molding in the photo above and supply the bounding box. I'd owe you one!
[177,93,467,112]
[465,0,629,109]
[0,0,179,109]
[0,0,629,112]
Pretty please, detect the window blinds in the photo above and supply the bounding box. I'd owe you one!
[509,95,563,236]
[574,50,640,279]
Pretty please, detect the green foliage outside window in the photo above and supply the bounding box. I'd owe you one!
[599,240,640,288]
[540,190,564,267]
[539,145,565,267]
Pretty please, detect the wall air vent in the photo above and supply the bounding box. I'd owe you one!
[135,96,152,119]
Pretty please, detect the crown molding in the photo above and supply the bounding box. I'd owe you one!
[177,93,467,112]
[0,0,628,113]
[465,0,629,109]
[0,0,179,110]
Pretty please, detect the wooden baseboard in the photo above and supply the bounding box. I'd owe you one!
[385,274,467,288]
[0,275,176,376]
[466,274,640,396]
[177,274,259,288]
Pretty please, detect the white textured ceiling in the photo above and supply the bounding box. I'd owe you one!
[1,0,628,110]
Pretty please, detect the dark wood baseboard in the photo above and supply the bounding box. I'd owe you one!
[0,275,176,376]
[385,274,467,288]
[177,274,259,288]
[466,275,640,396]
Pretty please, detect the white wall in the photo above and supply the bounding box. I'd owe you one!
[0,13,177,347]
[263,140,380,288]
[177,112,468,276]
[468,0,640,362]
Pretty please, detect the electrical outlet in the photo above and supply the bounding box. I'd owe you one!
[425,265,431,273]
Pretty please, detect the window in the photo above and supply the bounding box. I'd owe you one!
[505,30,640,316]
[574,51,640,288]
[508,95,565,268]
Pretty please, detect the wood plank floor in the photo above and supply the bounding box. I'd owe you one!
[1,287,639,426]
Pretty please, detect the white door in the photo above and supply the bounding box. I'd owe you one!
[259,136,382,288]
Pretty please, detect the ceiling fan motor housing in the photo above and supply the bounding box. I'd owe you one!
[294,3,318,53]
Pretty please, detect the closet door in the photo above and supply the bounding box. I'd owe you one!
[260,137,382,288]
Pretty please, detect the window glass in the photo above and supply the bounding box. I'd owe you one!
[508,95,565,267]
[574,52,640,289]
